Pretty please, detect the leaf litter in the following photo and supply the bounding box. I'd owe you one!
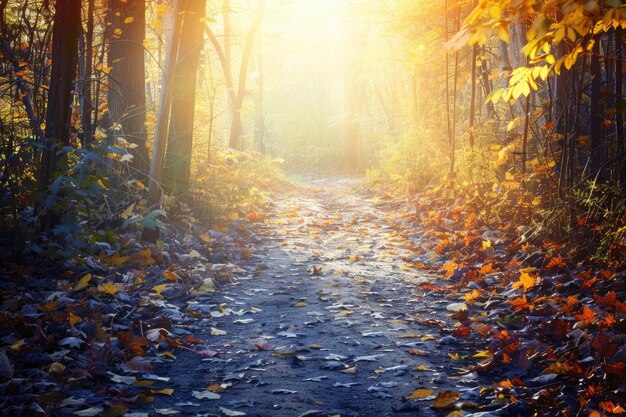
[1,178,623,417]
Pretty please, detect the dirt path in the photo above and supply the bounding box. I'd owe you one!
[137,179,483,417]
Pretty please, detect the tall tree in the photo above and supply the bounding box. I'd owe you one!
[228,0,265,150]
[37,0,81,231]
[80,0,95,146]
[253,33,266,154]
[206,0,265,151]
[343,25,364,173]
[107,0,149,176]
[163,0,206,198]
[144,0,184,243]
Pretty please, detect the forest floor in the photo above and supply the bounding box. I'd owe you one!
[1,178,624,417]
[129,178,483,417]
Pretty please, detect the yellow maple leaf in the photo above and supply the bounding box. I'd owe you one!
[512,271,536,291]
[124,16,134,24]
[464,289,481,303]
[98,281,121,295]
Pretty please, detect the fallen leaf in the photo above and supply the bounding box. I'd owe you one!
[192,390,221,400]
[211,327,227,336]
[207,383,225,393]
[152,388,174,396]
[74,274,92,290]
[408,389,434,399]
[154,409,179,415]
[512,270,536,291]
[219,407,246,416]
[152,284,167,295]
[98,281,121,295]
[126,356,154,372]
[432,391,460,410]
[74,407,104,416]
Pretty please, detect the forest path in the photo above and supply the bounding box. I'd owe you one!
[141,178,482,417]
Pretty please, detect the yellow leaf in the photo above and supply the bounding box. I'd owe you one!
[293,301,307,307]
[464,289,481,303]
[472,350,492,358]
[309,344,322,349]
[157,351,176,360]
[9,339,25,350]
[152,284,167,295]
[399,334,420,339]
[408,389,434,399]
[74,274,92,291]
[152,388,174,395]
[98,281,121,295]
[68,312,82,326]
[432,391,460,410]
[512,271,536,291]
[124,16,134,24]
[416,364,429,371]
[49,362,66,373]
[448,352,460,361]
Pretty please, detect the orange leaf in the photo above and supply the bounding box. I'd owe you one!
[509,295,532,311]
[118,332,149,356]
[163,270,179,282]
[546,256,566,269]
[575,306,595,324]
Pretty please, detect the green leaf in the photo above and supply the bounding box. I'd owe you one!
[143,210,168,231]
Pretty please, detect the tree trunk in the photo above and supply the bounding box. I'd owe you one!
[616,29,625,185]
[469,43,478,149]
[253,33,266,154]
[228,0,265,150]
[81,0,95,146]
[163,0,205,199]
[143,0,184,242]
[37,0,81,232]
[107,0,149,176]
[590,40,604,178]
